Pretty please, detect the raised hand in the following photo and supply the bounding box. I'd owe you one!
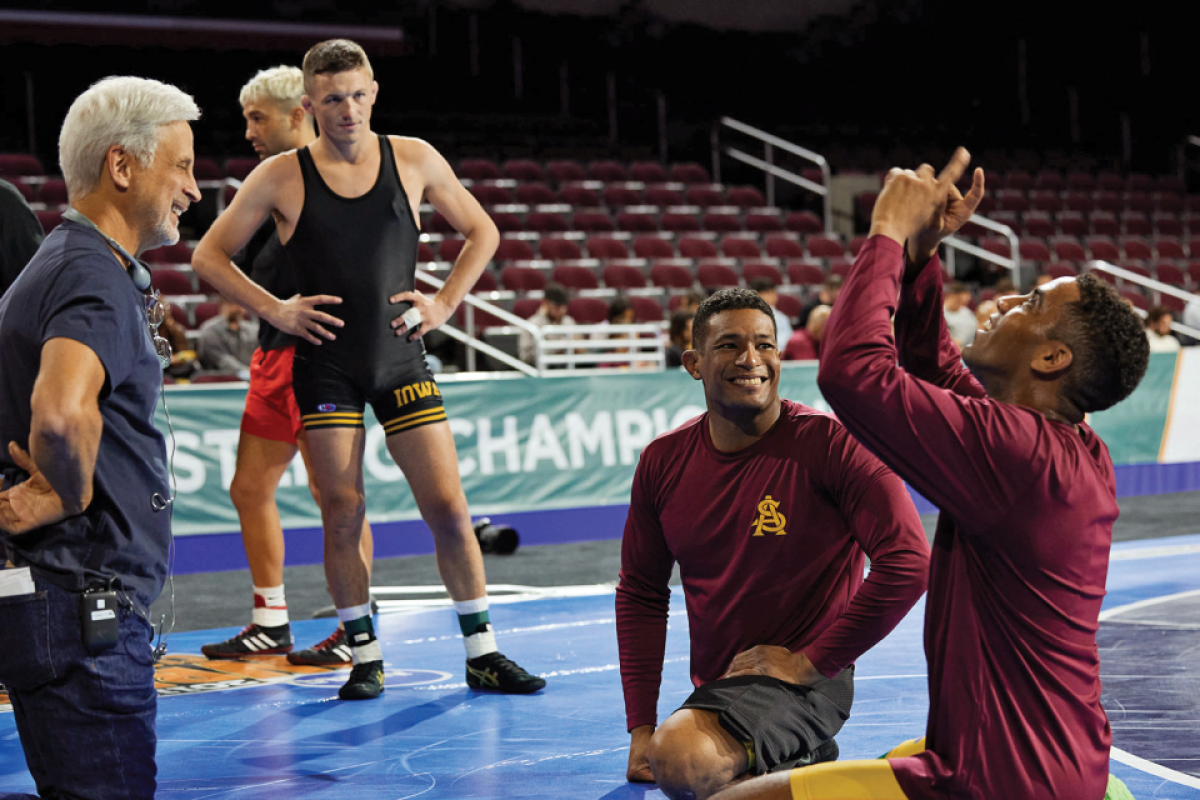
[389,290,454,341]
[908,151,986,265]
[269,294,345,345]
[0,441,69,535]
[869,148,984,262]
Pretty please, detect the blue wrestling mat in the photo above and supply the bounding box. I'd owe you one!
[1,535,1198,799]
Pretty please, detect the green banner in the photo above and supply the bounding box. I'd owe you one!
[155,355,1177,537]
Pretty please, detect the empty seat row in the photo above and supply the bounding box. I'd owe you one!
[979,235,1200,264]
[466,181,767,208]
[426,208,824,235]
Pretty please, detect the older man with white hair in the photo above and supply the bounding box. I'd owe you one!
[0,76,203,800]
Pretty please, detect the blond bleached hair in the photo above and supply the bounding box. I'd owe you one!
[239,65,306,111]
[59,76,200,201]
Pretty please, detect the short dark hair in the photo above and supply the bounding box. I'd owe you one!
[692,288,776,350]
[824,274,844,290]
[1049,273,1150,414]
[668,308,694,343]
[302,39,373,90]
[750,277,776,294]
[1146,305,1173,326]
[543,283,569,306]
[607,295,632,323]
[946,281,969,296]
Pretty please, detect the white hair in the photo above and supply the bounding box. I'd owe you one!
[58,76,201,201]
[239,65,306,111]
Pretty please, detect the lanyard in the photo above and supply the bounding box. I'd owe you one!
[61,207,153,291]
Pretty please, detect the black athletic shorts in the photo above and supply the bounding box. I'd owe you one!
[678,665,854,775]
[293,354,447,435]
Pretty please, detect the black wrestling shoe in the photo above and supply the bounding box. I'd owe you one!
[200,623,293,659]
[466,652,546,694]
[287,627,353,666]
[338,660,385,700]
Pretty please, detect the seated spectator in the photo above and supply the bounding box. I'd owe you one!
[942,281,976,348]
[751,277,794,343]
[783,304,830,361]
[518,282,575,365]
[666,309,694,367]
[160,299,199,379]
[798,274,842,327]
[1145,306,1181,353]
[992,276,1016,296]
[677,289,707,314]
[974,299,997,333]
[607,295,636,326]
[197,297,258,374]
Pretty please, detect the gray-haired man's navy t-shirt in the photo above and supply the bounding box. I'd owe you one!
[0,219,170,611]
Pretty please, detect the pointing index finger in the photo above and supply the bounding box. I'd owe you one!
[936,147,972,189]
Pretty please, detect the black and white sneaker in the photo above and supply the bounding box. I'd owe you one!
[200,623,293,659]
[286,627,353,666]
[466,652,546,694]
[338,660,385,700]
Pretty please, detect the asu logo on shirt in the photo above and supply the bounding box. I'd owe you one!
[751,495,787,536]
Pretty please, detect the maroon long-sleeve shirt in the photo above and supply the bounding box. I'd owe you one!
[616,400,929,732]
[818,236,1114,800]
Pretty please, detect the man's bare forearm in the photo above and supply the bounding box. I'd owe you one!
[437,229,498,310]
[29,407,100,514]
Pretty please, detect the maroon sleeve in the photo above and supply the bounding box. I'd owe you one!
[894,253,987,398]
[817,236,1043,525]
[783,331,817,361]
[803,422,930,677]
[615,449,675,731]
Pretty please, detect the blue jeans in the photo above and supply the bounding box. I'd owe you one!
[0,576,157,800]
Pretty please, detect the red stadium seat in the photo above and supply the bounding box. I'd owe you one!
[546,160,586,183]
[151,269,194,295]
[513,298,542,319]
[1119,263,1152,281]
[765,237,806,259]
[439,238,466,261]
[807,236,846,259]
[617,212,658,232]
[605,185,645,207]
[193,158,221,180]
[1154,263,1185,286]
[1089,238,1121,261]
[1120,237,1153,261]
[661,211,701,232]
[573,211,614,232]
[526,211,569,233]
[500,266,547,291]
[39,179,68,206]
[418,242,436,262]
[587,237,629,259]
[1018,240,1050,262]
[494,239,536,261]
[1156,175,1187,194]
[503,159,544,182]
[745,212,784,233]
[603,264,647,289]
[1127,173,1156,192]
[651,261,695,289]
[588,160,627,182]
[1034,170,1064,191]
[1090,213,1120,237]
[553,265,599,290]
[703,211,742,232]
[1056,212,1088,238]
[645,185,684,206]
[194,302,221,326]
[633,236,675,259]
[679,237,719,259]
[1127,191,1154,213]
[459,159,501,181]
[145,242,192,264]
[784,212,823,234]
[775,293,802,322]
[727,186,766,208]
[629,295,664,322]
[1154,217,1183,237]
[697,261,740,289]
[471,184,512,206]
[12,180,34,202]
[1156,239,1186,260]
[1065,172,1095,191]
[0,153,44,179]
[516,183,559,205]
[1030,190,1062,214]
[743,262,784,286]
[670,163,711,184]
[36,210,63,234]
[1160,294,1186,313]
[685,186,725,207]
[721,237,761,259]
[1046,263,1078,279]
[561,184,602,206]
[429,212,456,234]
[568,296,608,324]
[1188,262,1200,287]
[630,162,670,183]
[1054,239,1087,262]
[1155,194,1183,215]
[1064,192,1094,214]
[1005,171,1034,191]
[491,213,525,234]
[996,190,1030,213]
[1095,191,1122,213]
[980,238,1011,258]
[455,301,506,330]
[848,236,871,256]
[538,238,583,260]
[1189,238,1200,257]
[1120,289,1147,310]
[470,270,497,292]
[787,261,826,286]
[829,259,855,278]
[224,158,258,181]
[224,184,238,207]
[1120,212,1151,236]
[1096,172,1124,192]
[1023,214,1056,238]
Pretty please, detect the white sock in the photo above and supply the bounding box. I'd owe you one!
[336,602,373,623]
[454,597,498,660]
[252,584,288,627]
[350,640,383,665]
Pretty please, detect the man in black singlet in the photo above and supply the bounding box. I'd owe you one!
[200,65,375,667]
[193,39,545,700]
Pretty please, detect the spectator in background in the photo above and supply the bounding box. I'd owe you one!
[666,309,693,367]
[1145,306,1181,353]
[1184,300,1200,345]
[159,299,199,378]
[992,276,1016,295]
[0,178,43,297]
[751,277,794,343]
[607,295,636,326]
[783,305,830,361]
[943,281,976,348]
[197,297,259,374]
[518,282,574,365]
[1034,273,1053,289]
[974,299,997,333]
[677,289,707,314]
[798,274,842,327]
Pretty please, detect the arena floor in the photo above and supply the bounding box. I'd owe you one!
[1,512,1198,798]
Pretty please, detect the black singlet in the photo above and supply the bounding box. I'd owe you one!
[285,134,423,380]
[236,218,296,352]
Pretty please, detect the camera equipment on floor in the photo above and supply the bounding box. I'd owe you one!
[472,518,519,555]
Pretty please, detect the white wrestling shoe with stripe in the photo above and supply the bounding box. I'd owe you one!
[286,627,354,667]
[201,623,294,659]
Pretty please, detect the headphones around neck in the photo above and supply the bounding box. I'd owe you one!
[62,208,153,291]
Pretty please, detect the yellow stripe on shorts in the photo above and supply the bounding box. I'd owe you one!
[383,409,447,434]
[301,412,365,422]
[789,760,910,800]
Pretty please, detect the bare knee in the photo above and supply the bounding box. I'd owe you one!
[229,469,271,513]
[321,488,366,540]
[648,720,727,800]
[420,492,470,537]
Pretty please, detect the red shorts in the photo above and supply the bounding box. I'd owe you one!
[240,346,303,444]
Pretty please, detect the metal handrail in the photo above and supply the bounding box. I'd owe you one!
[535,323,665,372]
[943,214,1021,284]
[414,271,539,376]
[197,177,241,216]
[714,117,832,233]
[1088,261,1200,339]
